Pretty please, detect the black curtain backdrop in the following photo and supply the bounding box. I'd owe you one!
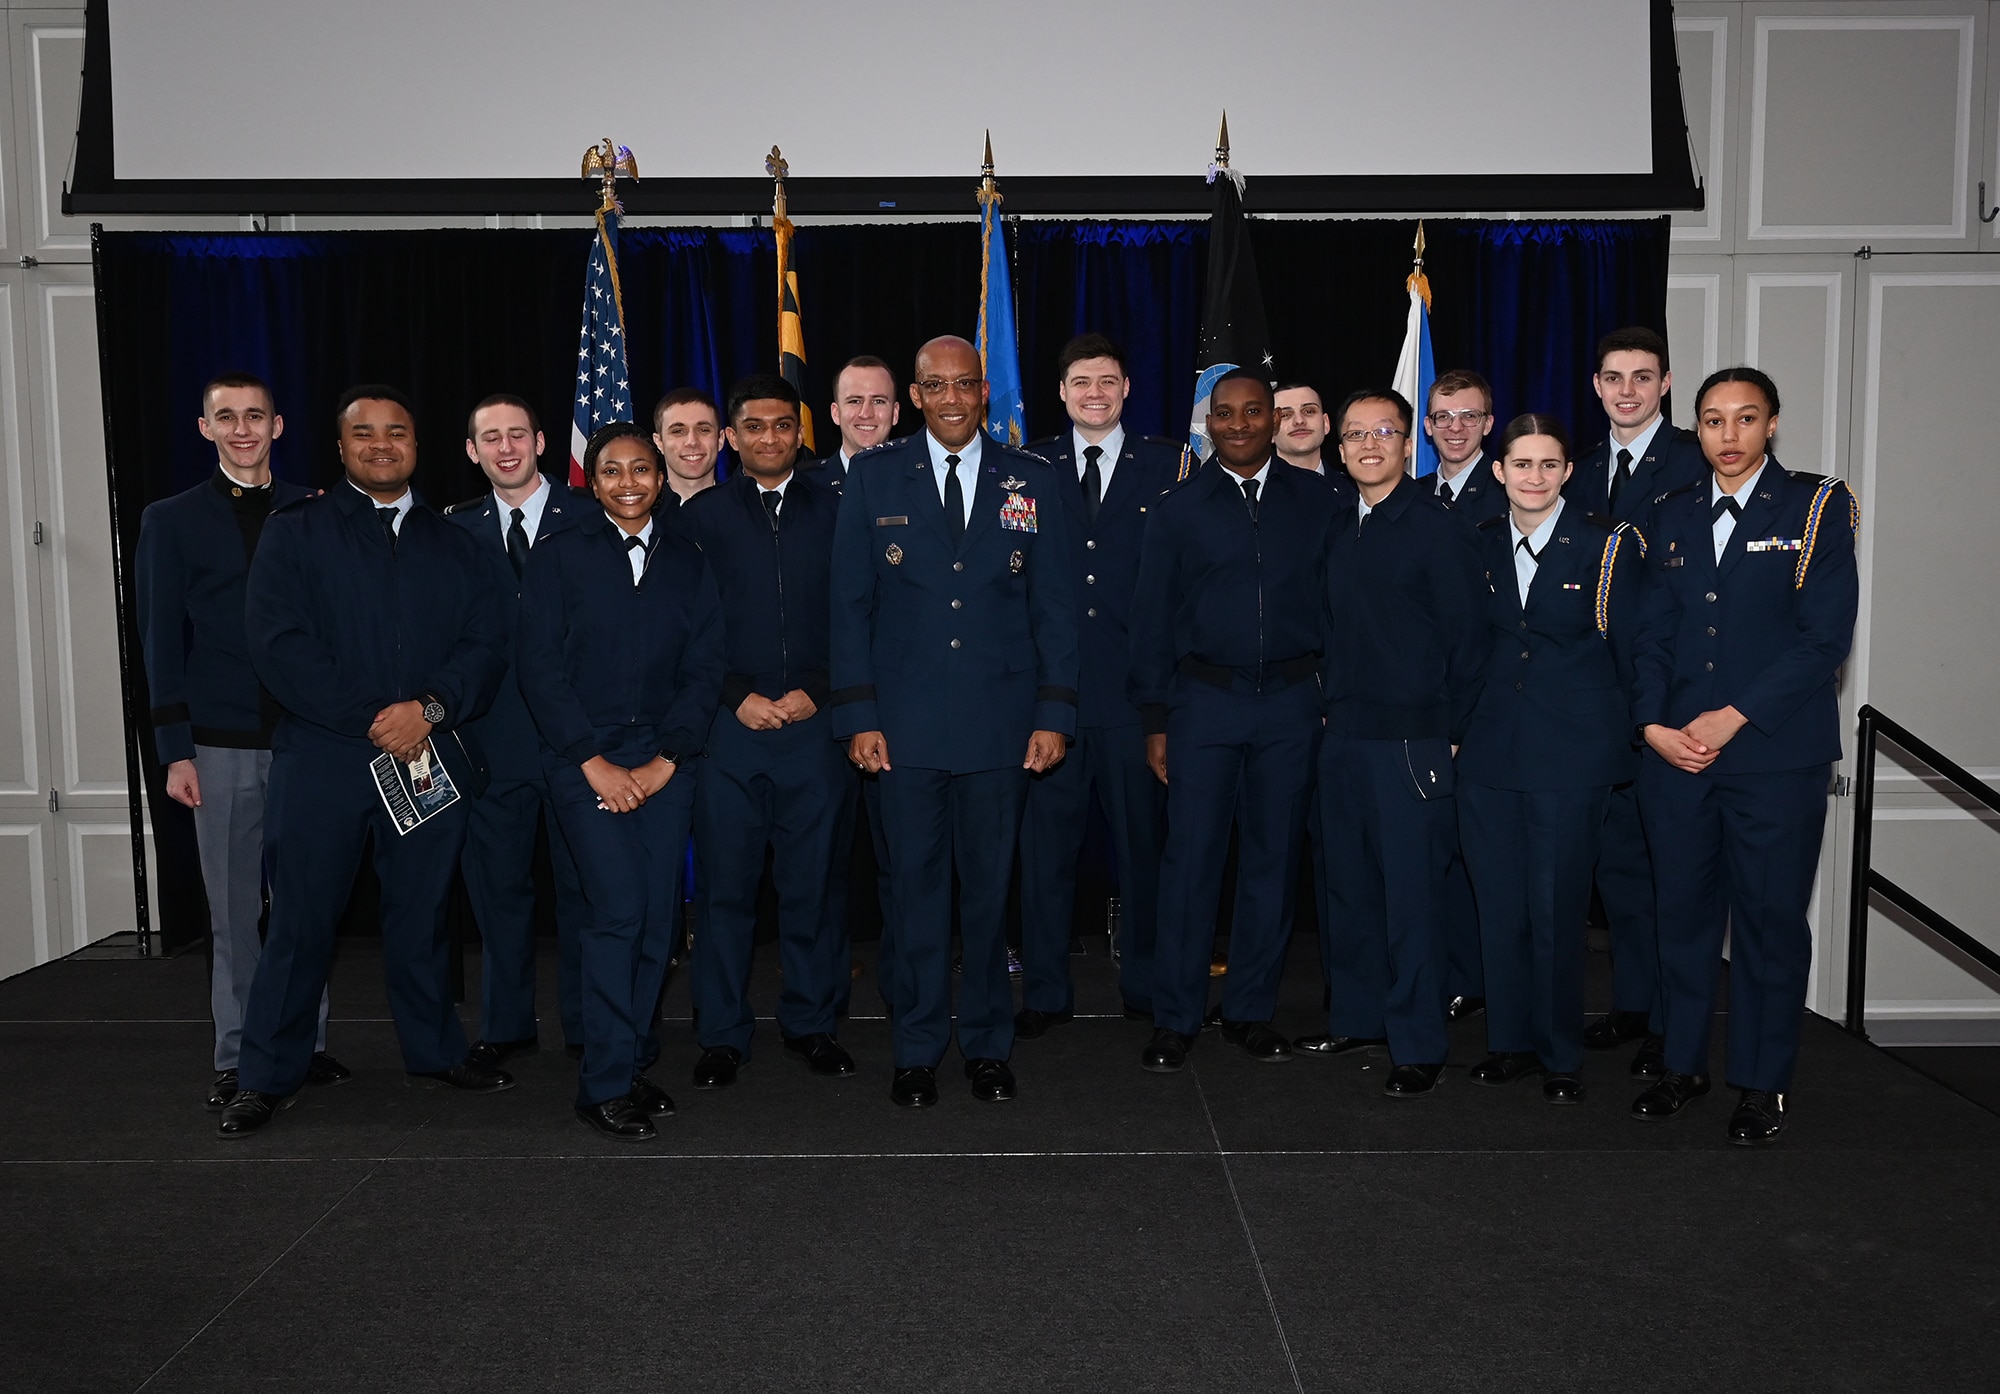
[95,216,1668,947]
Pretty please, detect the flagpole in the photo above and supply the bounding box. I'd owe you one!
[976,131,1000,378]
[768,145,816,452]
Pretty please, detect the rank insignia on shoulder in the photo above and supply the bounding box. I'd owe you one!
[1009,549,1025,574]
[1000,492,1038,533]
[885,543,903,565]
[1000,476,1027,491]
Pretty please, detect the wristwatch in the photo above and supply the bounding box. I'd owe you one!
[658,749,683,766]
[420,693,447,726]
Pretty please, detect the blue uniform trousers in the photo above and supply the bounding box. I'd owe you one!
[1019,722,1164,1016]
[1640,761,1829,1094]
[464,778,586,1047]
[1318,734,1456,1066]
[1599,782,1663,1027]
[239,729,470,1096]
[693,711,848,1056]
[1440,843,1484,1005]
[1459,782,1608,1073]
[827,771,893,1012]
[1153,679,1319,1037]
[877,765,1026,1067]
[549,753,699,1108]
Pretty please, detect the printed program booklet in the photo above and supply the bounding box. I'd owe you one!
[370,738,461,834]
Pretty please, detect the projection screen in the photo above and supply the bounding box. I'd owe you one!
[66,0,1700,216]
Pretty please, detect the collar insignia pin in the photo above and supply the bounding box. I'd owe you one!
[885,543,903,565]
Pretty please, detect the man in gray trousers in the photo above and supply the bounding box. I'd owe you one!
[135,372,349,1110]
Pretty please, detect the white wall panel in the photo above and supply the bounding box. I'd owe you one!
[1673,10,1734,247]
[1746,8,1982,247]
[1740,262,1850,480]
[1666,256,1733,429]
[0,278,42,799]
[62,819,149,951]
[0,820,48,975]
[19,16,79,252]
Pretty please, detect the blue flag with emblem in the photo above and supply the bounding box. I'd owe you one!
[976,134,1025,446]
[568,199,633,487]
[1391,222,1438,479]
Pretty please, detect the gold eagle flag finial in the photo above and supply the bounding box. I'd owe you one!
[581,138,639,213]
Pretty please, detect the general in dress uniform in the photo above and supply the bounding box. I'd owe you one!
[518,423,724,1141]
[1628,368,1857,1146]
[829,336,1078,1108]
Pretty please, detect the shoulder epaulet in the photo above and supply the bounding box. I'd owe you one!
[1475,514,1507,531]
[440,496,485,515]
[1142,434,1180,448]
[1795,476,1857,589]
[853,439,895,459]
[272,489,321,514]
[1652,480,1699,507]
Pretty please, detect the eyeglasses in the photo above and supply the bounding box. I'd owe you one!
[1427,409,1490,426]
[916,377,982,396]
[1338,427,1409,443]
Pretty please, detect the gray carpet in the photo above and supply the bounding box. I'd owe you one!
[2,938,1996,1393]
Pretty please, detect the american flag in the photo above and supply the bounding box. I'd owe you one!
[568,208,633,487]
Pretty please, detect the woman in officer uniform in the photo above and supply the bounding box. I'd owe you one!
[517,422,724,1142]
[1456,414,1645,1104]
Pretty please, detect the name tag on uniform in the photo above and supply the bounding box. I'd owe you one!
[1746,538,1804,552]
[875,515,908,527]
[1664,557,1686,568]
[1000,492,1038,533]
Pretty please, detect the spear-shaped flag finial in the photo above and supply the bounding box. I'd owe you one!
[1215,111,1231,169]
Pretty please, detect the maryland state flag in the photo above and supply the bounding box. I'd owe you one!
[768,147,815,453]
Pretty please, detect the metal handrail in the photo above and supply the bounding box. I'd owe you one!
[1844,704,2000,1039]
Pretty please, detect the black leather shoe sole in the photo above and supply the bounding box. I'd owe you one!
[574,1104,657,1142]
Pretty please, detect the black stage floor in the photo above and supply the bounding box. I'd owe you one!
[4,937,1997,1393]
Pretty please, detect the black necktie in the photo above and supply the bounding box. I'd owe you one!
[506,507,529,577]
[1712,495,1740,522]
[1436,474,1453,507]
[1240,477,1260,522]
[943,453,964,543]
[1517,536,1540,562]
[1609,446,1634,510]
[762,489,782,530]
[1081,445,1104,525]
[376,506,399,554]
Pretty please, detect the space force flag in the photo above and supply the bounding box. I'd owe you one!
[1390,222,1438,478]
[1189,114,1272,467]
[976,134,1025,446]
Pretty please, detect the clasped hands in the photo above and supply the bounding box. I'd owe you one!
[736,690,818,731]
[1644,705,1749,773]
[582,753,677,814]
[847,730,1067,775]
[367,699,434,764]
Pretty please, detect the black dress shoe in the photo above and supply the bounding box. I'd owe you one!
[965,1057,1017,1102]
[1584,1009,1651,1050]
[575,1096,657,1142]
[1014,1007,1074,1039]
[1728,1089,1787,1146]
[1200,1003,1223,1032]
[1122,1002,1153,1021]
[1468,1051,1544,1086]
[305,1052,351,1086]
[1630,1071,1711,1119]
[218,1090,294,1138]
[1383,1062,1445,1098]
[1630,1035,1667,1080]
[1293,1033,1387,1055]
[206,1068,239,1112]
[783,1032,856,1077]
[891,1066,939,1108]
[1543,1073,1586,1104]
[467,1036,538,1069]
[1446,995,1487,1022]
[1220,1020,1294,1062]
[409,1057,515,1092]
[629,1074,676,1116]
[693,1046,742,1090]
[1140,1028,1192,1073]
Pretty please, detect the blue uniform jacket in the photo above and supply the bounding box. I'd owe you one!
[1630,460,1859,774]
[441,478,585,783]
[245,483,507,788]
[1567,423,1707,525]
[1456,505,1644,790]
[1025,432,1185,729]
[136,471,313,764]
[515,510,725,767]
[829,432,1079,773]
[676,468,840,714]
[1129,457,1340,735]
[1320,473,1489,743]
[1439,453,1509,526]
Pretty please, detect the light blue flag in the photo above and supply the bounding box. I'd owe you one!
[1391,258,1439,477]
[977,195,1025,445]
